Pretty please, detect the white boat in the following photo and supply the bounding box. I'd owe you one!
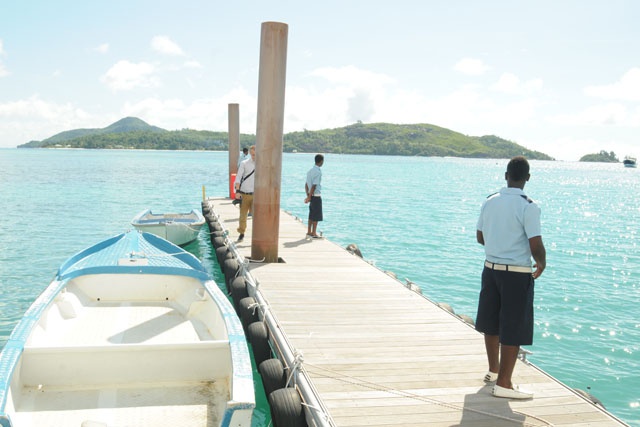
[0,230,255,427]
[131,209,205,246]
[623,156,637,168]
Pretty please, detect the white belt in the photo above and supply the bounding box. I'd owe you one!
[485,260,532,273]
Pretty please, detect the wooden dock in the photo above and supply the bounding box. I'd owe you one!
[204,197,628,427]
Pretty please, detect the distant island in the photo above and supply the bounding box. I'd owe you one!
[579,150,619,163]
[18,117,554,160]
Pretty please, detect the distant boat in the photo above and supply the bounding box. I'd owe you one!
[623,156,637,168]
[0,230,255,426]
[131,209,205,246]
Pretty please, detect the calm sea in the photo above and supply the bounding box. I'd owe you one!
[0,148,638,426]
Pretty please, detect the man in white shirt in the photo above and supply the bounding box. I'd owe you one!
[304,154,324,238]
[234,146,255,242]
[237,147,249,167]
[476,156,546,399]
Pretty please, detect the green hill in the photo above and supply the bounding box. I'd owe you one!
[19,117,168,148]
[18,118,553,160]
[283,122,552,159]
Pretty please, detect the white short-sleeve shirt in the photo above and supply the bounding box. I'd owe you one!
[477,187,542,266]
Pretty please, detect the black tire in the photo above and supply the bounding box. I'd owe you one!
[215,246,229,266]
[259,358,286,397]
[248,322,271,366]
[211,230,225,239]
[230,277,248,311]
[239,297,258,330]
[574,389,605,407]
[345,243,363,258]
[212,236,226,249]
[223,258,239,291]
[269,387,306,427]
[457,314,475,326]
[204,212,218,225]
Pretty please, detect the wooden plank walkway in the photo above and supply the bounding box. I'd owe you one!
[205,197,628,427]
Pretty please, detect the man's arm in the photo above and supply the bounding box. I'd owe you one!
[476,230,485,246]
[529,235,546,279]
[304,184,316,204]
[234,164,244,197]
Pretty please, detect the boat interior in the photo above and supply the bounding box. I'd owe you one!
[5,274,233,426]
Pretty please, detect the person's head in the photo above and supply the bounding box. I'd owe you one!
[315,154,324,166]
[505,156,530,188]
[242,147,248,154]
[249,145,256,160]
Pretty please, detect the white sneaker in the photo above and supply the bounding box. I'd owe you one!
[492,384,533,399]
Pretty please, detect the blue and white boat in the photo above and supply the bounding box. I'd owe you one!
[131,209,206,246]
[0,230,254,427]
[623,156,637,168]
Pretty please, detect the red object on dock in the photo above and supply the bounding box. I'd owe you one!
[230,173,237,199]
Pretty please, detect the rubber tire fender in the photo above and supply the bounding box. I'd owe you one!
[269,387,306,427]
[223,258,239,291]
[230,276,248,311]
[248,321,271,366]
[212,236,226,249]
[239,297,259,330]
[259,358,286,397]
[215,246,230,266]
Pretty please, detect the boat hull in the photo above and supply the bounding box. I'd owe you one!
[623,156,637,168]
[0,231,254,427]
[131,209,206,246]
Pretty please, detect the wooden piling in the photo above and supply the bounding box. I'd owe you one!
[252,22,288,263]
[228,103,240,198]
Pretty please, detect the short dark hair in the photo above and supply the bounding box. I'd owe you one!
[507,156,530,181]
[242,147,248,153]
[315,154,324,164]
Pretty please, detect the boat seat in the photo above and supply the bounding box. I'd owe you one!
[18,340,231,387]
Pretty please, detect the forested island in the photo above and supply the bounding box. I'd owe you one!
[18,117,554,160]
[579,150,619,163]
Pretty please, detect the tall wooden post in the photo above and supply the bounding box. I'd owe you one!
[228,103,240,198]
[252,22,288,263]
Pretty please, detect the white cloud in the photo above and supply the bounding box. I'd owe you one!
[548,103,636,127]
[584,68,640,101]
[101,60,160,91]
[0,96,95,146]
[184,60,202,69]
[454,58,490,76]
[151,36,185,56]
[491,73,543,95]
[121,87,257,131]
[94,43,109,54]
[310,65,396,87]
[282,66,396,130]
[0,39,5,55]
[584,68,640,102]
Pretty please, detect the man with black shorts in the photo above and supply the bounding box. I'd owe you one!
[304,154,324,238]
[476,156,546,399]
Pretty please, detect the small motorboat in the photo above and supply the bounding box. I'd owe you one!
[0,230,255,427]
[131,209,205,246]
[623,156,637,168]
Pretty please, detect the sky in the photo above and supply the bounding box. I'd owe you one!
[1,0,639,161]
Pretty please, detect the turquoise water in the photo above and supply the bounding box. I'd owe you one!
[1,148,638,426]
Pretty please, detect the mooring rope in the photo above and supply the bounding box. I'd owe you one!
[302,362,555,426]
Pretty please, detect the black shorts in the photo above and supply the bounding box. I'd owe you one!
[475,267,534,346]
[308,196,323,222]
